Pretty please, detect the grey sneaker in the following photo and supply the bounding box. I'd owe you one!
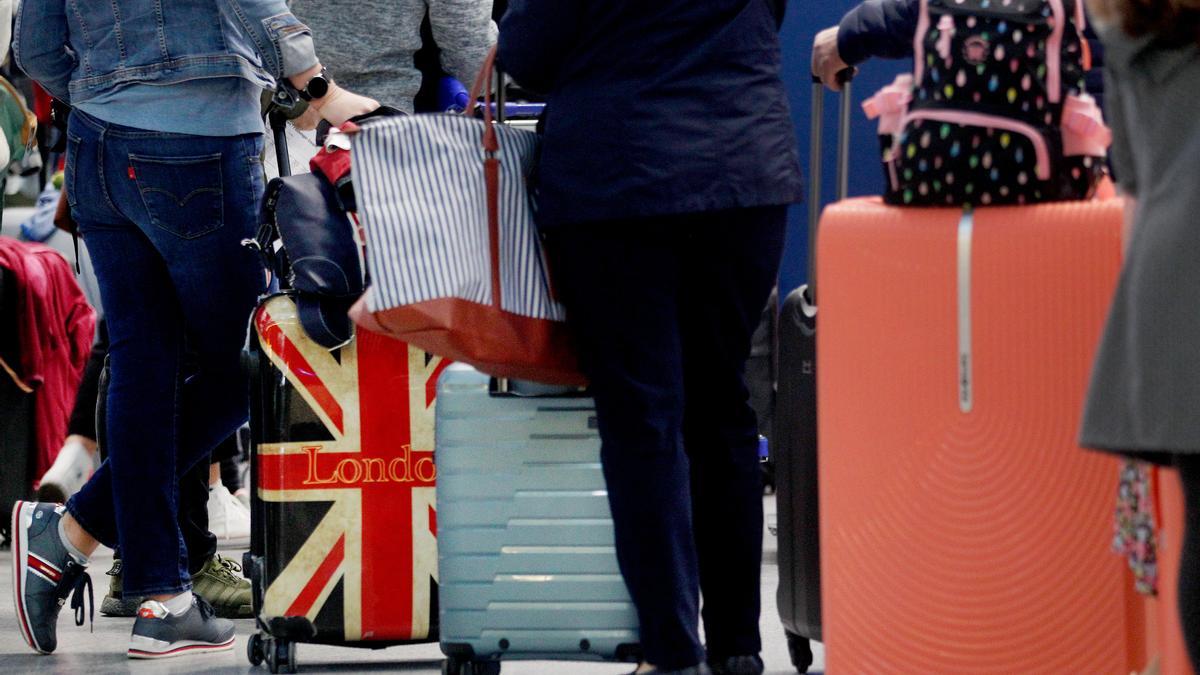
[11,501,93,654]
[127,595,236,659]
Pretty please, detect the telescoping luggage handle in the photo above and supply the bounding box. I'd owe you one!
[241,90,305,283]
[805,71,854,307]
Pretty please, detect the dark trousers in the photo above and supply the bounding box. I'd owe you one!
[1179,456,1200,669]
[546,206,787,670]
[66,321,107,440]
[66,319,217,576]
[63,111,263,596]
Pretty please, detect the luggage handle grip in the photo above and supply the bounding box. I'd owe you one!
[806,69,855,306]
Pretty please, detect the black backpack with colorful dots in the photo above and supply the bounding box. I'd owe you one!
[864,0,1110,207]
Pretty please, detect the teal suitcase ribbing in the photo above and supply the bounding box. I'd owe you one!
[434,364,641,673]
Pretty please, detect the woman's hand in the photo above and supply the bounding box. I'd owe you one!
[290,103,322,132]
[287,65,379,127]
[812,26,852,91]
[310,84,379,127]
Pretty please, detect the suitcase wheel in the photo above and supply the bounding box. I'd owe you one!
[786,632,814,674]
[442,657,501,675]
[264,637,297,674]
[247,633,266,667]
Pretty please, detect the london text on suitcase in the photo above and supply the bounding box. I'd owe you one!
[241,95,447,674]
[246,295,447,655]
[434,365,641,674]
[817,197,1140,672]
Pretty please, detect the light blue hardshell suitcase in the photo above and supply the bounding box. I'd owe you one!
[434,364,641,674]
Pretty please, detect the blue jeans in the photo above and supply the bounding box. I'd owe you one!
[64,110,264,597]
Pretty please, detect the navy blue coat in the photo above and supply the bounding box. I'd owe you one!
[497,0,803,228]
[836,0,921,66]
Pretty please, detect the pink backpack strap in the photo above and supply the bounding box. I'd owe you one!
[863,75,914,138]
[1061,93,1112,157]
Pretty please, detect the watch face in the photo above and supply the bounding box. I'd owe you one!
[307,75,330,100]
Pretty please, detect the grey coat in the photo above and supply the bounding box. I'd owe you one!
[289,0,496,113]
[1080,26,1200,461]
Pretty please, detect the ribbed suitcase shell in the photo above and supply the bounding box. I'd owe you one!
[817,198,1147,673]
[435,364,640,664]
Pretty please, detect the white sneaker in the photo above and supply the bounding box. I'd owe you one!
[35,438,97,503]
[206,483,250,550]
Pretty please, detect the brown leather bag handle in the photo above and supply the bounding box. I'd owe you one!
[466,46,503,309]
[467,46,500,154]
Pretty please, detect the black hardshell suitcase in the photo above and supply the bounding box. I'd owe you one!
[773,287,819,672]
[774,75,853,674]
[242,98,441,674]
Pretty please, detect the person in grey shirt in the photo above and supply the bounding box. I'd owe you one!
[289,0,497,114]
[1081,0,1200,669]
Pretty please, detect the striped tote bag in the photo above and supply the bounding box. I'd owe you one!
[348,50,583,385]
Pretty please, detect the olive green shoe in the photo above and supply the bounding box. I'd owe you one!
[100,555,252,619]
[99,560,138,618]
[190,555,252,619]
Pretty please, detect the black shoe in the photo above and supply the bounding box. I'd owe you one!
[127,595,236,659]
[709,655,765,675]
[627,665,713,675]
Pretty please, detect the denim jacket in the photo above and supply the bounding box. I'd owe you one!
[14,0,318,104]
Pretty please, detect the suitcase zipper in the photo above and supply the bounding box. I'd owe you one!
[895,109,1052,182]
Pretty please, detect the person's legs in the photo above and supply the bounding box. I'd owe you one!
[548,219,704,671]
[63,186,191,593]
[677,208,786,669]
[213,434,243,493]
[14,110,260,657]
[99,454,210,616]
[103,444,249,620]
[180,457,217,575]
[12,111,170,655]
[66,320,108,442]
[1177,455,1200,669]
[68,120,263,599]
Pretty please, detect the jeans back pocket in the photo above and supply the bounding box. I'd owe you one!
[129,153,224,239]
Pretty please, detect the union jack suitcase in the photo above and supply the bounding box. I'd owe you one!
[243,293,449,673]
[434,364,641,674]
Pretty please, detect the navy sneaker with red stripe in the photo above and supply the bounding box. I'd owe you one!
[11,501,93,654]
[127,595,235,659]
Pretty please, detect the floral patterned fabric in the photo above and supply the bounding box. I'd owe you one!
[1113,461,1159,596]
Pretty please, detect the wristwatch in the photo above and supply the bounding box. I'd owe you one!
[296,67,331,101]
